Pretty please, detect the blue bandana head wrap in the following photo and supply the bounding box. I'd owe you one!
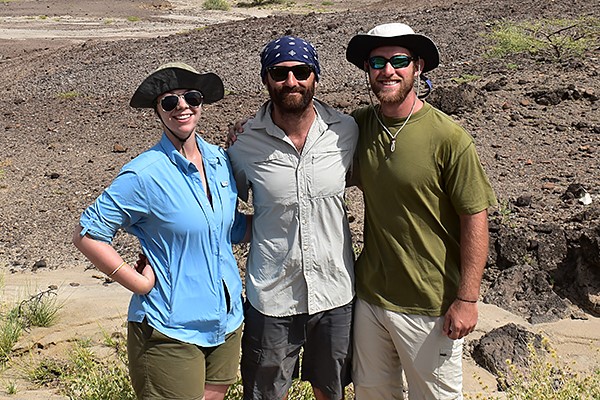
[260,36,321,82]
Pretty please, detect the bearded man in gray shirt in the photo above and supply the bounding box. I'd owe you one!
[227,36,358,400]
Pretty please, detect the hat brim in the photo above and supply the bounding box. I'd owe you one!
[130,68,224,108]
[346,34,439,73]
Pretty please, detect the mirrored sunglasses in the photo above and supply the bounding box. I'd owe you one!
[368,55,416,70]
[267,65,314,82]
[159,90,204,112]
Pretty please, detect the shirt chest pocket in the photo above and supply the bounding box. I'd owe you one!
[306,149,349,199]
[251,153,298,206]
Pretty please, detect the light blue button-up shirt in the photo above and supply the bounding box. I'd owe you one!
[80,133,246,347]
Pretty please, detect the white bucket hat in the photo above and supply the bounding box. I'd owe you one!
[346,23,440,73]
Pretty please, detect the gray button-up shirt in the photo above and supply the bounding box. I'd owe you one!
[228,99,359,316]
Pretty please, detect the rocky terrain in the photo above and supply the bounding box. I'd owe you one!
[0,0,599,397]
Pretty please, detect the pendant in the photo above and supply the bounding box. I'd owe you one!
[390,138,396,152]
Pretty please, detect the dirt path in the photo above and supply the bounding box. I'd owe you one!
[0,0,277,59]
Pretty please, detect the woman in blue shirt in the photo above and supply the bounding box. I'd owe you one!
[73,62,249,400]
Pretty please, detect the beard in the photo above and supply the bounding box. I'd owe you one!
[370,71,416,105]
[268,82,315,114]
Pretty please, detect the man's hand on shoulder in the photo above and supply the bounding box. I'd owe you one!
[226,118,249,148]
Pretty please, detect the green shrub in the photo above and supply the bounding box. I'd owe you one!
[204,0,231,10]
[486,17,600,60]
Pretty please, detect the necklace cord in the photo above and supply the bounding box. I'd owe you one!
[364,70,421,152]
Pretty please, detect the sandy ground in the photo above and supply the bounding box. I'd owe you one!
[0,0,599,398]
[0,0,276,59]
[3,267,600,399]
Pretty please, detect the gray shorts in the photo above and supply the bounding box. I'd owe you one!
[241,301,353,400]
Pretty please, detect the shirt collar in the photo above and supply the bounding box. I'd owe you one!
[158,132,221,170]
[252,98,342,134]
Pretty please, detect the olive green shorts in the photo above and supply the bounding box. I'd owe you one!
[127,319,242,400]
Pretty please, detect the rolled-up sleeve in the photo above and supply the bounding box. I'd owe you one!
[79,170,149,243]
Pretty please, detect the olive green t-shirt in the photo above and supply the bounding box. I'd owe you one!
[352,102,497,316]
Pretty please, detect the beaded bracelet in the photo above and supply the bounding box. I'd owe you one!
[456,296,478,304]
[109,261,127,277]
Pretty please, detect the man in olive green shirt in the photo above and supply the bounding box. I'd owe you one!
[346,23,497,399]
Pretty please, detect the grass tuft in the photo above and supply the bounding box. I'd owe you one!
[204,0,231,10]
[5,380,18,394]
[0,313,22,364]
[57,91,80,100]
[17,288,61,328]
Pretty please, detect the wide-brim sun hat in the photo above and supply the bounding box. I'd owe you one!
[130,62,224,108]
[346,23,440,73]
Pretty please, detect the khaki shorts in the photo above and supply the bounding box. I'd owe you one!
[127,319,242,400]
[352,298,463,400]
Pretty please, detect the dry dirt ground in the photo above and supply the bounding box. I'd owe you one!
[0,0,599,398]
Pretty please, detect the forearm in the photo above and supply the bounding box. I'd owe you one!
[457,210,490,301]
[241,214,253,243]
[72,225,154,294]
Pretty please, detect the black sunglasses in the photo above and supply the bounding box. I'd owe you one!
[159,90,204,112]
[368,55,416,70]
[267,65,314,82]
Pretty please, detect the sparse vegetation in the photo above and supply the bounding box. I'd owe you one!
[17,288,61,328]
[236,0,285,7]
[486,17,600,60]
[0,288,61,365]
[5,380,17,394]
[468,341,600,399]
[204,0,231,10]
[25,357,67,387]
[495,199,514,226]
[451,74,481,84]
[126,16,140,22]
[0,312,22,364]
[17,331,351,400]
[57,91,80,100]
[62,340,135,400]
